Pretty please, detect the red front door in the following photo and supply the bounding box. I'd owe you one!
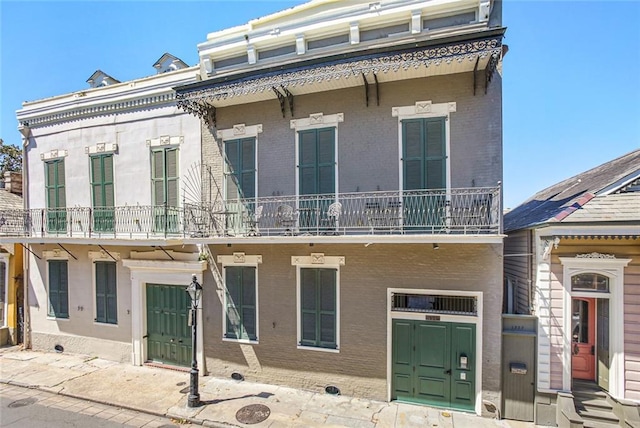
[571,298,596,380]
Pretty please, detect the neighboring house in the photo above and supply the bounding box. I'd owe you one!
[5,55,203,363]
[174,0,506,416]
[0,172,24,345]
[504,149,640,426]
[4,0,508,418]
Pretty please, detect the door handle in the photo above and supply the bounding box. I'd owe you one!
[573,344,579,355]
[444,369,452,375]
[591,346,595,355]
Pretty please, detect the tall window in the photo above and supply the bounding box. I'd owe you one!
[224,266,257,341]
[90,154,115,232]
[299,268,337,349]
[45,159,66,232]
[95,261,117,324]
[224,138,255,200]
[151,148,179,232]
[402,117,446,191]
[48,260,68,318]
[298,128,335,196]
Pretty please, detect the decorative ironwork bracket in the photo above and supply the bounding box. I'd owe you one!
[281,86,294,117]
[272,87,287,118]
[485,53,499,94]
[473,57,480,96]
[205,106,216,127]
[362,73,380,107]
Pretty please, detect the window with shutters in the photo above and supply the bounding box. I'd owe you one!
[224,138,256,201]
[95,261,117,324]
[45,159,67,232]
[402,117,446,191]
[151,147,179,232]
[48,260,69,318]
[299,268,337,350]
[90,154,115,232]
[224,266,257,341]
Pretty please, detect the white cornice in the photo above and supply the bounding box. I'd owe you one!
[17,67,199,128]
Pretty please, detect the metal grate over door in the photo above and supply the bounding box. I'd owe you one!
[392,293,477,316]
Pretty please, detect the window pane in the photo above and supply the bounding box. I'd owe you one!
[571,273,609,292]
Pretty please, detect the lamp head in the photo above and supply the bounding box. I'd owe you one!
[186,274,202,303]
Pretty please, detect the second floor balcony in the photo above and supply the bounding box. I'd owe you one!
[0,186,501,243]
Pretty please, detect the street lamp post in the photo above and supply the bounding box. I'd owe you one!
[186,274,202,408]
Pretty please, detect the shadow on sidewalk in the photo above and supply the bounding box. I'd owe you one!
[198,391,273,406]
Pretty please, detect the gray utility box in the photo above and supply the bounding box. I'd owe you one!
[501,314,536,422]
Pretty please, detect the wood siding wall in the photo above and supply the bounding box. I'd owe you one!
[504,229,533,314]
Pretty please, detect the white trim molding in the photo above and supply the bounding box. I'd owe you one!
[218,253,262,344]
[88,250,121,261]
[292,253,344,353]
[85,142,118,155]
[290,112,344,130]
[216,123,263,140]
[146,135,183,147]
[40,149,68,161]
[43,249,71,260]
[122,258,207,370]
[560,255,630,400]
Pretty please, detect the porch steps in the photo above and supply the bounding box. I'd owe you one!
[573,381,620,428]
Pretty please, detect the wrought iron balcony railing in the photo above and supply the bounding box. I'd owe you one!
[0,187,500,240]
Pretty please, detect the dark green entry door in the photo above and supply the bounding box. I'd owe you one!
[146,284,191,366]
[392,320,476,411]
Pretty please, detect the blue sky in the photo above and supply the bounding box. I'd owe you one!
[1,1,638,209]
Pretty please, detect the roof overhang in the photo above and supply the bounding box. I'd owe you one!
[175,28,505,125]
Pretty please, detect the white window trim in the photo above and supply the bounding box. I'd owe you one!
[145,135,183,147]
[218,253,262,344]
[560,255,630,400]
[0,254,9,328]
[291,112,343,200]
[89,251,121,327]
[85,142,118,155]
[386,288,483,415]
[44,250,70,321]
[292,253,344,353]
[122,259,207,370]
[217,124,262,204]
[40,149,68,161]
[392,101,456,194]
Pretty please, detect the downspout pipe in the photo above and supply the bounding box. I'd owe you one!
[18,124,31,349]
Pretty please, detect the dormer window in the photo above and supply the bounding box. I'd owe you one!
[153,53,189,74]
[86,70,120,89]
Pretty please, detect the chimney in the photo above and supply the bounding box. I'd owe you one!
[4,171,22,196]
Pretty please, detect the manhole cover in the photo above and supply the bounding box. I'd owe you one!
[236,404,270,424]
[8,397,38,408]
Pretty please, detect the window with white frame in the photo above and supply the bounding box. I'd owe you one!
[292,253,344,351]
[218,253,261,342]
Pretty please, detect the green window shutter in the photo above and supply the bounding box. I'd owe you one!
[300,268,336,348]
[166,148,178,207]
[48,260,68,318]
[298,128,335,196]
[225,266,257,340]
[95,261,117,324]
[91,155,115,208]
[402,118,446,190]
[225,138,256,200]
[45,160,66,209]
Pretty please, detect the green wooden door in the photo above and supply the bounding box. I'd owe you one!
[392,320,475,411]
[146,284,191,366]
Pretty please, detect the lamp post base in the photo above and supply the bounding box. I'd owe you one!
[187,367,200,408]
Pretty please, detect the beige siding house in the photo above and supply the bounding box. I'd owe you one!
[503,149,640,426]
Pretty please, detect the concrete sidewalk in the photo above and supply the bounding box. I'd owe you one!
[0,346,536,428]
